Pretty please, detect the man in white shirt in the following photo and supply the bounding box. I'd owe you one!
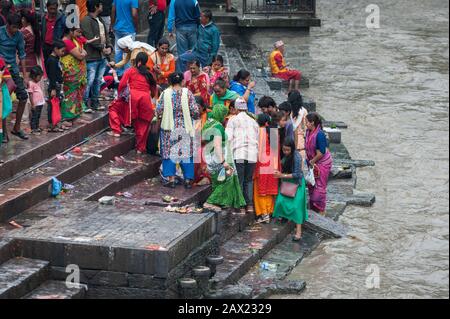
[225,98,259,214]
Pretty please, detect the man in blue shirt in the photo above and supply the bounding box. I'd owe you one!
[0,13,29,140]
[176,9,221,72]
[168,0,200,57]
[111,0,139,76]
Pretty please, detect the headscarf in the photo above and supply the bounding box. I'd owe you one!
[209,104,229,123]
[117,35,155,52]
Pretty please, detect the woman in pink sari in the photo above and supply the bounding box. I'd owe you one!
[305,112,333,216]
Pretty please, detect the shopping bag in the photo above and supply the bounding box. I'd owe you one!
[304,166,316,187]
[51,97,62,126]
[1,83,12,119]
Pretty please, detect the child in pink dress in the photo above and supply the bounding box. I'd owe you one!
[27,66,45,135]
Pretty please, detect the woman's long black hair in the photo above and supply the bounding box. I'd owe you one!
[21,9,41,55]
[306,112,323,128]
[288,90,304,119]
[281,138,297,174]
[233,69,251,82]
[135,52,156,89]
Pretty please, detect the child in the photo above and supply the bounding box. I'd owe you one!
[45,40,66,132]
[204,55,229,94]
[27,66,45,135]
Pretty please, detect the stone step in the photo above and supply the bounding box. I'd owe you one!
[0,133,135,222]
[23,280,86,299]
[216,22,239,35]
[0,238,15,265]
[304,211,349,239]
[0,112,108,184]
[115,180,211,208]
[0,257,49,299]
[210,221,294,289]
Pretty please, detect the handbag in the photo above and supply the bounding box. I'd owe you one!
[280,181,299,198]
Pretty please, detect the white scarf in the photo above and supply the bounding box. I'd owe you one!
[161,87,194,137]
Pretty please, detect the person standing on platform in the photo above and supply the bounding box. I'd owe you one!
[176,9,220,72]
[99,0,113,38]
[111,0,139,76]
[41,0,66,63]
[81,0,112,112]
[225,97,259,215]
[147,0,166,48]
[167,0,200,57]
[0,13,29,140]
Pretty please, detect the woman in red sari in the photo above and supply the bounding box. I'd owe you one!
[184,60,210,107]
[305,112,333,216]
[109,52,157,154]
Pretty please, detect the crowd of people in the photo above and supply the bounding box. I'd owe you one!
[0,0,330,240]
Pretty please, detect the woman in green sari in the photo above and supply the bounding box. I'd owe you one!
[202,104,246,211]
[273,138,308,241]
[60,27,87,126]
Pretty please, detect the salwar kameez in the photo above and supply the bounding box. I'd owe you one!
[253,128,279,216]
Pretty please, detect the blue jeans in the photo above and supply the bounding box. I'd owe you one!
[175,24,198,57]
[176,51,209,73]
[114,31,136,76]
[84,59,107,109]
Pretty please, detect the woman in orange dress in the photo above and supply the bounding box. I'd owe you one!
[147,38,175,90]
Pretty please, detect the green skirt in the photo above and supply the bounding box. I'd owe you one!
[207,173,246,209]
[273,178,308,225]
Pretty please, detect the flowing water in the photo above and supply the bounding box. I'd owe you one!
[267,0,449,299]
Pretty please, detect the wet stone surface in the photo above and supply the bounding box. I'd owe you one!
[23,280,86,299]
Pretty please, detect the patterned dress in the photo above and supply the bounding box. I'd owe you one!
[61,38,87,120]
[185,72,210,106]
[156,89,199,161]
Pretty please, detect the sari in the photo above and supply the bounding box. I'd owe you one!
[305,125,333,213]
[253,127,279,216]
[0,61,12,145]
[185,71,210,106]
[61,38,87,120]
[203,105,246,209]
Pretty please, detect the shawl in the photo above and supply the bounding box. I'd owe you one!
[161,87,194,136]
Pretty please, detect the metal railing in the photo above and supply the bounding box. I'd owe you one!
[243,0,316,17]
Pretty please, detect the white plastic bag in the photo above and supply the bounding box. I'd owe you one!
[304,165,316,187]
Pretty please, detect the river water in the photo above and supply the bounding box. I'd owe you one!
[267,0,449,299]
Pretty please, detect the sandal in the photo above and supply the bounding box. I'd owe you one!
[11,130,29,140]
[292,235,302,242]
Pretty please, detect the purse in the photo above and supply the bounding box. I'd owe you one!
[280,181,299,198]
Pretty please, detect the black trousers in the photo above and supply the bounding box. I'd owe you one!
[147,11,165,48]
[235,160,256,206]
[30,105,43,130]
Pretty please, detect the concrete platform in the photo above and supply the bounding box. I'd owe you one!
[7,203,216,278]
[23,280,86,299]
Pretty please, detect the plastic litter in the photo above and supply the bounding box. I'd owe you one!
[108,167,126,176]
[50,177,63,197]
[98,196,115,205]
[260,262,277,272]
[9,221,23,229]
